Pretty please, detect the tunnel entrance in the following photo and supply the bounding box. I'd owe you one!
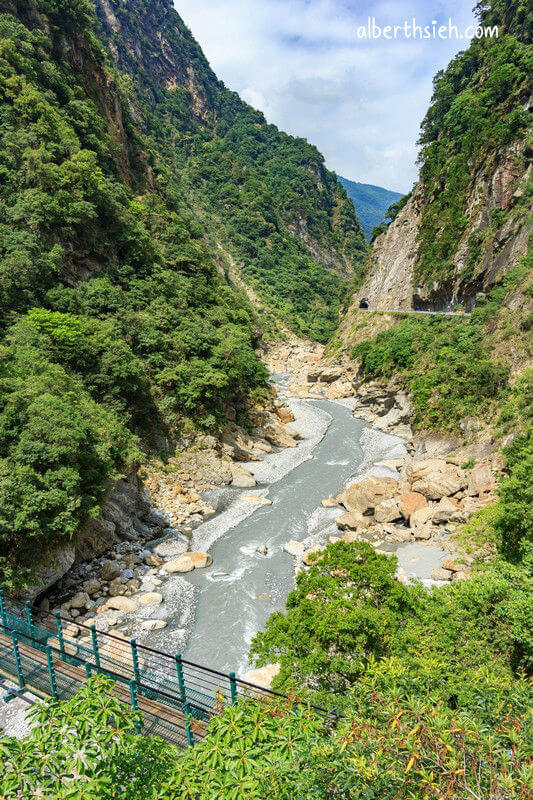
[359,298,369,309]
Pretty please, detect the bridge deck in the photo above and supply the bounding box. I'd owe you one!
[0,631,206,745]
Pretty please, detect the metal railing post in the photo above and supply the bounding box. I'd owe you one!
[175,654,194,746]
[11,632,25,689]
[25,599,33,628]
[0,590,7,630]
[85,662,92,680]
[90,625,100,670]
[54,612,66,659]
[175,654,187,705]
[229,672,238,706]
[130,639,141,684]
[129,680,142,733]
[46,646,58,699]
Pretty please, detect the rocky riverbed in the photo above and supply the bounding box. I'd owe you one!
[29,340,501,685]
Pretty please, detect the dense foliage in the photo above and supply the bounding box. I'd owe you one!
[415,1,531,285]
[0,3,268,582]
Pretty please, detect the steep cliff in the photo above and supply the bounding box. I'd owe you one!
[352,1,531,313]
[336,0,531,442]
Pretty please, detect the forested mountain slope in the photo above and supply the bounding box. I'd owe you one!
[94,0,367,342]
[338,178,403,240]
[0,0,363,584]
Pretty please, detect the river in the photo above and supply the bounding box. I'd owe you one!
[176,376,407,676]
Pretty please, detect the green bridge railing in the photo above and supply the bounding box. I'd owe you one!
[0,591,335,748]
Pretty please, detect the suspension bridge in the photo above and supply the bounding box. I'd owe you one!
[0,592,333,748]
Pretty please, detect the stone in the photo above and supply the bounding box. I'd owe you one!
[467,465,496,496]
[336,510,365,531]
[39,597,50,612]
[341,531,361,543]
[141,619,167,631]
[62,623,80,638]
[144,554,164,567]
[452,571,468,581]
[409,506,435,528]
[408,459,467,500]
[283,540,305,559]
[321,497,338,507]
[82,579,102,597]
[442,559,463,572]
[413,526,433,540]
[231,465,256,488]
[162,556,195,573]
[336,476,400,515]
[432,497,462,524]
[138,592,163,606]
[256,545,268,555]
[431,567,453,581]
[125,578,140,592]
[101,560,122,581]
[104,596,138,613]
[374,498,402,523]
[154,540,187,559]
[69,592,90,610]
[399,491,427,520]
[188,551,212,568]
[108,579,126,597]
[242,663,281,689]
[241,495,272,506]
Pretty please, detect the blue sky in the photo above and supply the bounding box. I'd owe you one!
[173,1,478,193]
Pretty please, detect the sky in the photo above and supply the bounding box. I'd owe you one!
[173,0,479,193]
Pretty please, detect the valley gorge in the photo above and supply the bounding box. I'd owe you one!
[0,0,531,797]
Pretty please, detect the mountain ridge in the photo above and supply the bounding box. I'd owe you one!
[338,177,404,241]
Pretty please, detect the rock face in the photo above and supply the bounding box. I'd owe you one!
[25,544,76,601]
[407,459,467,500]
[350,140,530,313]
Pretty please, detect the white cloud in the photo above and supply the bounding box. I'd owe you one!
[173,0,477,193]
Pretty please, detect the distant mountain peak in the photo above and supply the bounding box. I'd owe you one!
[339,178,403,241]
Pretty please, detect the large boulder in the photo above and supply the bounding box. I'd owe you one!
[162,555,195,573]
[103,596,138,613]
[374,498,402,523]
[137,592,163,606]
[407,459,467,499]
[399,491,427,521]
[186,552,212,569]
[336,510,372,531]
[432,497,462,524]
[337,476,400,515]
[467,465,496,496]
[231,465,256,488]
[410,506,435,528]
[283,540,305,559]
[24,544,76,601]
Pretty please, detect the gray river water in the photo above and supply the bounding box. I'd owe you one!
[181,387,410,676]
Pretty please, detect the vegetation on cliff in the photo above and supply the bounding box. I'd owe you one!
[414,0,531,286]
[0,1,268,583]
